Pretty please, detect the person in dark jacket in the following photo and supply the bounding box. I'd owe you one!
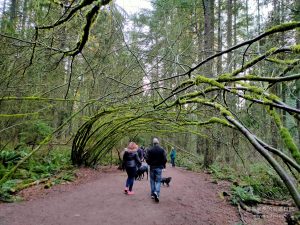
[122,142,141,195]
[137,147,143,162]
[145,138,167,203]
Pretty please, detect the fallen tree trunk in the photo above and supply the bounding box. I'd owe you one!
[239,200,263,216]
[10,178,49,193]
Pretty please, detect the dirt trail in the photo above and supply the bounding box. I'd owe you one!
[0,165,287,225]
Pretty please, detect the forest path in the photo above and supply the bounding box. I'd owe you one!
[0,165,284,225]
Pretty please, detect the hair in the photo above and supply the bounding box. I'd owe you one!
[127,142,138,151]
[152,138,159,145]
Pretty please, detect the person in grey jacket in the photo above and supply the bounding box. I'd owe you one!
[145,138,167,202]
[122,142,141,195]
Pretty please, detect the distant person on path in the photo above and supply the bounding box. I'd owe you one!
[122,142,141,195]
[145,138,167,203]
[170,147,176,167]
[137,146,144,162]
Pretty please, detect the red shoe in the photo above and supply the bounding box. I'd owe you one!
[124,187,128,194]
[127,191,135,195]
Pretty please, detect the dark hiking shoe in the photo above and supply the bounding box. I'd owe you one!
[153,192,159,203]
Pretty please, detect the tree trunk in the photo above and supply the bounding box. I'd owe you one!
[225,0,233,164]
[202,0,215,168]
[296,0,300,146]
[217,0,222,75]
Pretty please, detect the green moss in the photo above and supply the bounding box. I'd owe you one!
[195,75,224,89]
[266,47,277,55]
[238,82,281,101]
[244,74,260,80]
[177,79,194,90]
[291,44,300,54]
[267,107,281,125]
[267,58,299,65]
[238,82,264,94]
[232,55,265,77]
[265,21,300,34]
[218,73,232,80]
[230,88,238,94]
[280,127,300,164]
[0,113,39,118]
[267,108,300,164]
[180,91,202,99]
[208,117,233,127]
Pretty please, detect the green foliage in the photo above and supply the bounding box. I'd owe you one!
[231,186,261,205]
[0,146,74,202]
[175,152,202,171]
[96,151,119,166]
[210,163,289,200]
[0,150,23,167]
[242,164,288,200]
[209,164,236,181]
[130,136,146,146]
[20,120,53,146]
[0,179,23,202]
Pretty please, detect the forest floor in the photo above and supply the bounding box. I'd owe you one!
[0,165,294,225]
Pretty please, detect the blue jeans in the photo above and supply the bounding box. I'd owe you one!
[150,167,162,197]
[125,167,137,191]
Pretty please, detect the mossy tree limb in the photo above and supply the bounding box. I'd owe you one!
[225,115,300,209]
[170,97,300,209]
[267,108,300,164]
[184,21,300,76]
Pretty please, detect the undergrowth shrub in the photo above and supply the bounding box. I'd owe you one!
[231,186,261,205]
[19,120,53,147]
[209,162,289,201]
[98,151,120,166]
[175,152,202,171]
[0,145,74,202]
[209,164,236,181]
[242,163,288,200]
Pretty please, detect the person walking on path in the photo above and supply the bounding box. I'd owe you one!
[170,147,176,167]
[145,138,167,203]
[122,142,141,195]
[137,146,144,162]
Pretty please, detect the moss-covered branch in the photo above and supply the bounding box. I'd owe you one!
[66,3,100,57]
[217,73,300,83]
[0,96,81,102]
[230,46,294,77]
[267,108,300,164]
[224,115,300,209]
[37,0,111,29]
[186,22,300,75]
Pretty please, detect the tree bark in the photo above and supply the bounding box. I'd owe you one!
[202,0,215,168]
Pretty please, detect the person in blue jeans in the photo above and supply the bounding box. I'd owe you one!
[122,142,141,195]
[145,138,167,203]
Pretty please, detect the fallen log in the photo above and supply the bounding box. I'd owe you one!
[10,178,49,193]
[260,199,295,207]
[239,200,263,217]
